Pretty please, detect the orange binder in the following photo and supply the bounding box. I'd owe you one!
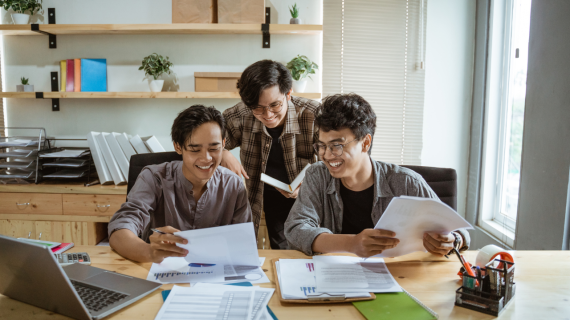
[74,59,81,92]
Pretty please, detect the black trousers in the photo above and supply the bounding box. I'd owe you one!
[263,186,297,250]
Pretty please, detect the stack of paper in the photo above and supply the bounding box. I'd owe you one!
[276,259,371,300]
[39,149,90,158]
[155,284,274,320]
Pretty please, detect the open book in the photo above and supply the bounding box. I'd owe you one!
[261,163,311,193]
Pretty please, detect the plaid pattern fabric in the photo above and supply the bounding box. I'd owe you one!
[223,96,321,235]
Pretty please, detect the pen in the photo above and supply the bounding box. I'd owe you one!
[452,248,479,286]
[151,228,171,235]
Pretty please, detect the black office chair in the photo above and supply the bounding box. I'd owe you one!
[127,152,182,196]
[400,165,457,210]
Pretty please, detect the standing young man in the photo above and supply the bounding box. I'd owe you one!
[108,105,251,263]
[221,60,320,249]
[285,94,470,257]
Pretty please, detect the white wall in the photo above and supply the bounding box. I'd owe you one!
[2,0,322,156]
[422,0,476,218]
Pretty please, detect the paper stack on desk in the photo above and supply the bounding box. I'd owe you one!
[155,284,274,320]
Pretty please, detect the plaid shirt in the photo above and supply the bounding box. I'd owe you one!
[223,96,321,235]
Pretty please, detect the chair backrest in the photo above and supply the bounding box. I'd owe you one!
[400,165,458,210]
[127,152,182,196]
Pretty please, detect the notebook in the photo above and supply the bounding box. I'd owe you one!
[51,242,74,254]
[16,239,74,254]
[261,163,310,193]
[352,288,438,320]
[66,59,74,92]
[60,60,66,92]
[81,58,107,92]
[74,58,81,92]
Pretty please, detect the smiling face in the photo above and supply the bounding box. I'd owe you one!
[318,127,372,179]
[174,121,225,186]
[252,85,292,128]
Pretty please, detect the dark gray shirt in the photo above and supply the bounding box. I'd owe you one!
[108,161,252,242]
[284,159,471,255]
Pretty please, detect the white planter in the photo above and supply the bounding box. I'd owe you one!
[292,79,308,93]
[149,80,164,92]
[290,18,302,24]
[16,85,34,92]
[12,13,30,24]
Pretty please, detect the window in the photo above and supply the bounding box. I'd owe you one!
[479,0,532,244]
[323,0,427,165]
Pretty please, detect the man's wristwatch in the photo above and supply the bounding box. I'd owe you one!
[451,231,462,251]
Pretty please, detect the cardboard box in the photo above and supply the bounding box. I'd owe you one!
[195,72,242,92]
[172,0,217,23]
[218,0,265,24]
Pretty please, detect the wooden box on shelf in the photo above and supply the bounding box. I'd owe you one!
[195,72,242,92]
[218,0,265,24]
[172,0,217,23]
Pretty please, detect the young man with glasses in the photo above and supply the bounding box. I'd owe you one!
[221,60,320,249]
[108,105,251,263]
[284,94,470,257]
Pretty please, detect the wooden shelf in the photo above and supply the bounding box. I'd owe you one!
[0,92,322,99]
[0,24,322,36]
[0,180,126,195]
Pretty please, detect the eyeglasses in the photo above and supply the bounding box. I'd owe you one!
[251,97,286,115]
[313,138,358,158]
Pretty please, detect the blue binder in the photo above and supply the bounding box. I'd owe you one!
[81,59,107,92]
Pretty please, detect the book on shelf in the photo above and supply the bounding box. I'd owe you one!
[142,136,166,153]
[95,132,126,185]
[66,59,75,92]
[74,58,81,92]
[81,58,107,92]
[130,135,151,154]
[115,132,137,160]
[60,60,66,92]
[104,132,130,179]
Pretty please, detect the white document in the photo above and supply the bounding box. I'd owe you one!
[129,134,150,154]
[192,283,274,320]
[115,132,137,160]
[0,139,33,147]
[261,163,310,193]
[155,285,254,320]
[276,259,370,300]
[373,196,473,258]
[40,149,90,158]
[147,257,224,284]
[142,135,166,153]
[95,133,126,185]
[86,132,113,185]
[105,133,129,179]
[313,256,402,293]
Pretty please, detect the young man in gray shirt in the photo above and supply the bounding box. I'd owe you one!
[108,105,252,263]
[285,94,470,257]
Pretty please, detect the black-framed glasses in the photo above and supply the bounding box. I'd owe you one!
[313,138,358,157]
[251,96,286,115]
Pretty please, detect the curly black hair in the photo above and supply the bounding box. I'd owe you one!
[315,93,376,155]
[237,60,292,108]
[171,105,225,149]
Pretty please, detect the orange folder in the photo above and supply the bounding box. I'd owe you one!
[74,59,81,92]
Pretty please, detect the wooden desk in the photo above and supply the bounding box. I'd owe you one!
[1,247,569,319]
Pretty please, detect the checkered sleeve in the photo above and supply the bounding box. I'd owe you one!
[223,104,242,151]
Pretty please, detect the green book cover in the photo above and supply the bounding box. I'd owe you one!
[353,291,437,320]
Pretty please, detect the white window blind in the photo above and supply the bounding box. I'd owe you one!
[0,48,4,137]
[323,0,427,165]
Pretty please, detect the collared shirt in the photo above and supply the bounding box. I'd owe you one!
[108,161,252,242]
[284,159,471,255]
[223,96,321,234]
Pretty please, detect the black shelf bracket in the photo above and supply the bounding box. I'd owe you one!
[30,8,57,49]
[35,93,60,112]
[31,24,56,49]
[262,7,270,48]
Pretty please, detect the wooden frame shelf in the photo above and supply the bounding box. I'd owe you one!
[0,24,322,36]
[0,92,322,99]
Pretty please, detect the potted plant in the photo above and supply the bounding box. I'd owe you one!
[286,55,318,93]
[16,77,33,92]
[0,0,43,24]
[289,3,301,24]
[139,53,173,92]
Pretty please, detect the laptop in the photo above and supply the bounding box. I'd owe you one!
[0,234,162,320]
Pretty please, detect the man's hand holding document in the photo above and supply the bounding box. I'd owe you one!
[372,196,473,258]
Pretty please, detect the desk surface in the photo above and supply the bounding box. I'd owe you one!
[1,247,569,320]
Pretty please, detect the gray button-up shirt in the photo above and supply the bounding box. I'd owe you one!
[108,161,252,242]
[284,159,471,255]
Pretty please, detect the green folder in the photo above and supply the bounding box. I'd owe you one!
[353,290,438,320]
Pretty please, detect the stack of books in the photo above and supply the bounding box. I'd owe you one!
[60,59,107,92]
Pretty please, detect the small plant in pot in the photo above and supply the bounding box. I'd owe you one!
[289,3,301,24]
[0,0,43,24]
[16,77,33,92]
[286,55,318,93]
[139,53,173,92]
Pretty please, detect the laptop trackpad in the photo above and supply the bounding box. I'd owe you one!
[64,263,105,281]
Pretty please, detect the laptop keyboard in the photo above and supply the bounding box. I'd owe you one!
[71,280,129,312]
